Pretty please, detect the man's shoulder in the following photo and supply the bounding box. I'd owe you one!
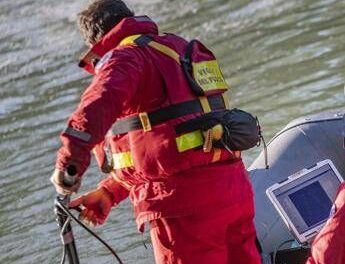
[154,33,189,47]
[95,46,143,74]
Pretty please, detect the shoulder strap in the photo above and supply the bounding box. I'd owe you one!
[180,40,205,96]
[119,34,217,113]
[134,35,181,64]
[132,36,205,97]
[120,35,181,64]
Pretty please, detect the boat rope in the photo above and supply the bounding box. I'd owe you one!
[256,117,269,170]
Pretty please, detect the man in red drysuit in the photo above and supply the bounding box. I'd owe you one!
[51,1,261,263]
[305,182,345,264]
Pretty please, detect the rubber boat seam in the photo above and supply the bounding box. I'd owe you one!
[267,116,343,146]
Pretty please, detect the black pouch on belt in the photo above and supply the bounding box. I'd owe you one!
[175,108,261,151]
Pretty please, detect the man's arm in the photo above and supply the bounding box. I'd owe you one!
[52,50,142,194]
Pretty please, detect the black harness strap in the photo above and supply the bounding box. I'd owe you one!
[135,35,206,97]
[181,40,205,96]
[134,35,153,46]
[111,95,226,135]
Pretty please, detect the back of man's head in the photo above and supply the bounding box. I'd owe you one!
[77,0,134,46]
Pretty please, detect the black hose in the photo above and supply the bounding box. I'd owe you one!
[56,201,124,264]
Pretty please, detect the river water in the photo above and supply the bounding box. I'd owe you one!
[0,0,344,263]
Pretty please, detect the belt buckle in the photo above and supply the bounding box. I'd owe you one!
[139,112,152,132]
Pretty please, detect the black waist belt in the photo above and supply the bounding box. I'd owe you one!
[111,95,226,135]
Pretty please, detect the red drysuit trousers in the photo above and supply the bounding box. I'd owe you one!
[149,200,261,264]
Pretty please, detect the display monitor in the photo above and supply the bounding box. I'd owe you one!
[266,159,344,244]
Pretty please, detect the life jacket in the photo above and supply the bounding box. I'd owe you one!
[101,33,241,186]
[77,16,243,186]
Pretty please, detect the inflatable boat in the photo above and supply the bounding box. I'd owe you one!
[250,110,345,264]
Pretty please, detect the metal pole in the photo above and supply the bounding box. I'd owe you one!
[55,195,80,264]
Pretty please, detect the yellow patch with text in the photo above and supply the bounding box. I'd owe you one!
[192,60,228,92]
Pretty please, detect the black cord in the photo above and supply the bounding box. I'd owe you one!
[56,201,124,264]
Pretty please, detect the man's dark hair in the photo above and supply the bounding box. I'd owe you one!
[77,0,134,45]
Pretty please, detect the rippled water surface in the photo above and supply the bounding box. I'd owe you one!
[0,0,344,263]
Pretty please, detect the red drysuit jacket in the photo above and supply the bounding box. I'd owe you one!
[306,182,345,264]
[55,16,254,231]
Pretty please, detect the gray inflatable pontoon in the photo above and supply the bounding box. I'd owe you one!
[249,110,345,263]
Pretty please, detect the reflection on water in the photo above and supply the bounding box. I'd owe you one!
[0,0,344,263]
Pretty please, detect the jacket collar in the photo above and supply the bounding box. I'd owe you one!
[79,16,158,74]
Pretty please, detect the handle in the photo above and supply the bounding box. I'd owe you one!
[55,164,80,264]
[54,196,80,264]
[63,165,78,187]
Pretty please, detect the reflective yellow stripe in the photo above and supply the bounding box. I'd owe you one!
[119,34,142,46]
[113,152,134,169]
[176,130,204,152]
[148,41,181,64]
